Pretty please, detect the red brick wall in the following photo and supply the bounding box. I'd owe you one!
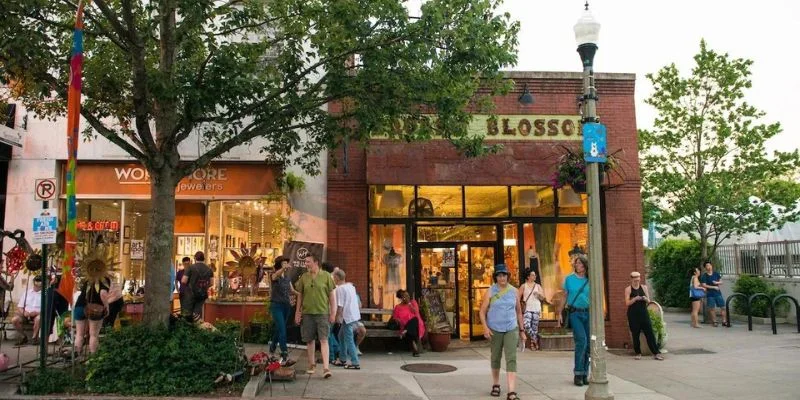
[327,72,642,348]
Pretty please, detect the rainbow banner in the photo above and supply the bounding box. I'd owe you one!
[57,1,88,304]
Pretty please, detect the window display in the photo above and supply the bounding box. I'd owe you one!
[369,224,406,309]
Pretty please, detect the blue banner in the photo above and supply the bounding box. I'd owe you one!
[582,122,607,163]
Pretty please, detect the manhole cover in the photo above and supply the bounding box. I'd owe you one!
[667,348,716,355]
[401,363,458,373]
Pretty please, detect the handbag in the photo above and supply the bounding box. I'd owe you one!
[520,283,535,310]
[85,284,106,321]
[690,278,706,298]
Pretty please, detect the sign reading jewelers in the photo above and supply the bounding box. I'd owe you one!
[67,162,279,197]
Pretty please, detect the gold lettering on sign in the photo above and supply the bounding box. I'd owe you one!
[562,119,576,136]
[487,118,499,136]
[547,119,559,136]
[518,119,531,136]
[534,119,546,136]
[502,119,516,135]
[376,115,582,141]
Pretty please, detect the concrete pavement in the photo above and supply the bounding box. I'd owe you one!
[258,312,800,400]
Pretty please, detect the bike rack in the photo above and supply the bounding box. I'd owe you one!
[725,293,749,328]
[747,293,772,332]
[770,294,800,335]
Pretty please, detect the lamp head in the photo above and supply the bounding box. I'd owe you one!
[574,2,600,66]
[518,84,534,105]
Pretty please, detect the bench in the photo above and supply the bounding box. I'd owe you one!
[360,308,399,340]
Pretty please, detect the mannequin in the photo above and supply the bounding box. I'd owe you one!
[526,246,542,285]
[382,239,403,308]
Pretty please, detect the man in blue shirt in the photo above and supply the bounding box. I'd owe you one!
[557,255,591,387]
[700,261,728,327]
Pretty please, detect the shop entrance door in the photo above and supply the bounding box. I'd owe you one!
[416,242,498,340]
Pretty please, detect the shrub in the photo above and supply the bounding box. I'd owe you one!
[85,322,243,396]
[648,309,666,350]
[731,275,789,318]
[23,366,86,395]
[648,240,704,308]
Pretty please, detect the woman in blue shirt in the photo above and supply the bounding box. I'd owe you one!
[479,264,525,400]
[558,255,591,386]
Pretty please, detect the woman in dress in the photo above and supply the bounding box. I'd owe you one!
[519,268,544,350]
[689,267,706,328]
[624,271,663,360]
[479,264,525,400]
[391,289,425,356]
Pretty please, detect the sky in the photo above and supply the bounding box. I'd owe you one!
[482,0,799,154]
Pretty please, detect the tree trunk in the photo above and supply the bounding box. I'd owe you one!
[142,163,179,326]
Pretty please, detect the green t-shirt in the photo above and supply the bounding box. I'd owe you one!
[296,270,335,315]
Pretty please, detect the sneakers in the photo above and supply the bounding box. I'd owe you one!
[357,347,363,356]
[574,376,583,386]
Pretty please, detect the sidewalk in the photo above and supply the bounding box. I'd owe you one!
[259,312,800,400]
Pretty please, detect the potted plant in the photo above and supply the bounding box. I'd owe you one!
[421,295,451,352]
[640,303,667,355]
[551,146,623,193]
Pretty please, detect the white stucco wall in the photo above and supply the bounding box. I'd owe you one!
[3,107,328,304]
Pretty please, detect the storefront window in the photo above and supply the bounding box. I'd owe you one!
[465,186,508,217]
[120,200,151,291]
[558,188,588,216]
[75,200,122,276]
[417,225,497,242]
[502,224,519,286]
[369,224,406,309]
[521,223,588,320]
[369,185,414,218]
[416,186,463,218]
[511,186,554,217]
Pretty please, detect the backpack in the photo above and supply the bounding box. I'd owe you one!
[192,267,212,300]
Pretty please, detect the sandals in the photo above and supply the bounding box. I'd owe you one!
[634,354,641,360]
[306,365,316,375]
[331,359,346,367]
[323,368,332,379]
[713,322,719,327]
[343,364,361,370]
[654,354,664,360]
[490,384,501,397]
[507,392,520,400]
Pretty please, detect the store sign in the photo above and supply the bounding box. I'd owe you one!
[68,162,278,198]
[376,114,583,141]
[78,220,120,231]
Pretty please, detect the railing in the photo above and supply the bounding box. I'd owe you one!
[715,240,800,278]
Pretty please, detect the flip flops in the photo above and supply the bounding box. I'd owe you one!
[343,364,360,370]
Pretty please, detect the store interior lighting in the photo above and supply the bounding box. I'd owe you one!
[516,189,541,207]
[379,190,404,209]
[559,187,582,207]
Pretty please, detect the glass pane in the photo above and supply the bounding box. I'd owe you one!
[122,200,151,293]
[470,246,494,338]
[416,186,463,218]
[520,223,588,320]
[369,185,414,218]
[369,224,407,309]
[417,225,497,242]
[457,245,470,340]
[76,199,122,280]
[511,186,555,217]
[420,247,457,333]
[502,224,519,286]
[558,188,588,216]
[465,186,508,217]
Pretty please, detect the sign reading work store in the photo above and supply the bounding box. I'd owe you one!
[376,115,583,141]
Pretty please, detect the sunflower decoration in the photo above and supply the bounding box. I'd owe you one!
[24,249,44,273]
[225,243,267,287]
[75,234,120,291]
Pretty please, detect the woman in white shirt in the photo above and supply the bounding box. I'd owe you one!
[519,269,545,350]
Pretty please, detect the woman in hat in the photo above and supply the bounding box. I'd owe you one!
[479,264,525,400]
[624,271,663,360]
[269,256,298,366]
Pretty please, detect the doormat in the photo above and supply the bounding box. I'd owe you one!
[401,363,457,373]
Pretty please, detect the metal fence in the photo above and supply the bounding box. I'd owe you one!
[715,240,800,278]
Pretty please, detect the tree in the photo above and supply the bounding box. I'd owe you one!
[0,0,518,326]
[639,40,800,262]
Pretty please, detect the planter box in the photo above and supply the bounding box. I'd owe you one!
[539,334,573,351]
[731,314,786,325]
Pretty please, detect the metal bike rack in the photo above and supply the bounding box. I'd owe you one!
[747,293,772,332]
[770,295,800,335]
[724,293,748,328]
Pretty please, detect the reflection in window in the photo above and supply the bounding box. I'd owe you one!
[512,186,554,217]
[465,186,508,217]
[521,223,588,320]
[502,224,519,286]
[416,186,463,218]
[558,188,588,216]
[75,199,122,275]
[369,185,415,218]
[369,224,406,309]
[417,225,497,242]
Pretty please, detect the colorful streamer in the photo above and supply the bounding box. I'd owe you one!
[57,1,87,304]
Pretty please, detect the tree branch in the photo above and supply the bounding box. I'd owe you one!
[91,0,131,43]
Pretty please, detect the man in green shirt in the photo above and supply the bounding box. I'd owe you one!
[295,253,336,379]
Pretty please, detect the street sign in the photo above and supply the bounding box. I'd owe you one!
[582,122,608,163]
[32,208,58,244]
[34,178,58,201]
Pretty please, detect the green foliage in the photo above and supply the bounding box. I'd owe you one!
[639,40,800,260]
[731,275,789,318]
[551,146,622,189]
[647,309,666,350]
[23,366,86,395]
[214,318,243,338]
[648,240,703,308]
[85,323,242,396]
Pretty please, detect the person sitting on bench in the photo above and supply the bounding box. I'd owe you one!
[13,276,43,345]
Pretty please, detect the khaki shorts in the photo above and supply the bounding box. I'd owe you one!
[301,314,330,343]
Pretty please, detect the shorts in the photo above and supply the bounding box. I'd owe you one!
[706,296,725,308]
[690,297,702,302]
[73,306,86,321]
[301,314,330,343]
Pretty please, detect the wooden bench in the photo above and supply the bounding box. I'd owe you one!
[360,308,399,339]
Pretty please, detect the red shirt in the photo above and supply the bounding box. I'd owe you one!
[392,299,426,338]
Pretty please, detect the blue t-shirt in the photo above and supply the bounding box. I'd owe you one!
[563,274,590,308]
[486,284,519,333]
[700,271,722,297]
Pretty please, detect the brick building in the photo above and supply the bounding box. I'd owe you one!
[326,71,643,348]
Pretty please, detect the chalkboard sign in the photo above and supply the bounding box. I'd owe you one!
[421,288,451,333]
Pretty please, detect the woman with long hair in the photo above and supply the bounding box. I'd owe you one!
[689,267,706,328]
[519,268,544,350]
[74,276,110,355]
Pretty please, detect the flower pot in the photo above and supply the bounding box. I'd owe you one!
[427,332,451,352]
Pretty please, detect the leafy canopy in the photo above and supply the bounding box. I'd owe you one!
[639,40,800,258]
[0,0,519,176]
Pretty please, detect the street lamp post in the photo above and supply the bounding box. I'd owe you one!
[574,3,614,400]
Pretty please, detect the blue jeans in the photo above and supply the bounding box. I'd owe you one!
[269,302,291,356]
[570,310,590,375]
[339,321,360,366]
[328,326,339,362]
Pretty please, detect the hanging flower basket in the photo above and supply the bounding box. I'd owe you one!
[551,146,623,191]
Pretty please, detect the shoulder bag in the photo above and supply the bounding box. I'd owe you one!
[85,284,106,321]
[562,279,589,329]
[689,278,706,298]
[520,283,535,310]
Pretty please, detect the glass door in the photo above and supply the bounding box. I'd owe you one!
[418,245,458,337]
[468,245,496,339]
